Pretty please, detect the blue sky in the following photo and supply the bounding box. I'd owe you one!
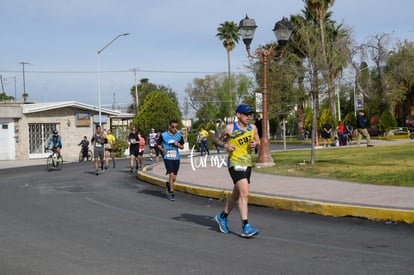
[1,0,414,118]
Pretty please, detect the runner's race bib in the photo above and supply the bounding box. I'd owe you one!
[166,150,177,159]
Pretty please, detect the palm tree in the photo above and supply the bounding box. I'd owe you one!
[304,0,335,65]
[216,21,240,118]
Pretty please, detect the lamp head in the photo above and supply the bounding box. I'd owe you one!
[272,17,294,47]
[238,15,257,49]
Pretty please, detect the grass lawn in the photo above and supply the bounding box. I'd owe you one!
[255,142,414,187]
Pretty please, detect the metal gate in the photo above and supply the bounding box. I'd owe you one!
[28,123,58,157]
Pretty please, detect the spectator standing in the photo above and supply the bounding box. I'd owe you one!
[345,122,354,145]
[197,126,210,156]
[337,121,345,146]
[322,121,332,147]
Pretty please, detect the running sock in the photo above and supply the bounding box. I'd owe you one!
[220,212,229,219]
[242,219,249,226]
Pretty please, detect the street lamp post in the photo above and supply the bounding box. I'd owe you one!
[238,15,293,168]
[97,33,129,127]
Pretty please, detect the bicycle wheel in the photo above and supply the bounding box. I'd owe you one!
[46,156,54,172]
[56,155,63,170]
[87,150,93,161]
[79,151,84,162]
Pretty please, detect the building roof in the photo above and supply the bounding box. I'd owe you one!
[22,101,125,116]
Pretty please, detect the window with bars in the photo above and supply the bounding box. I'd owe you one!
[28,123,58,154]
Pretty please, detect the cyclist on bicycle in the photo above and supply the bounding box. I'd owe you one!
[78,136,90,161]
[47,129,62,157]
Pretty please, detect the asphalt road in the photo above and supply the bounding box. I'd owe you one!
[0,158,413,275]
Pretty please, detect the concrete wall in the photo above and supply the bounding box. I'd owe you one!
[22,107,95,161]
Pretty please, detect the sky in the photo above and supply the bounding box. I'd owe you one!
[1,0,414,118]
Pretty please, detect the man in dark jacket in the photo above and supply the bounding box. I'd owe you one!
[356,110,373,147]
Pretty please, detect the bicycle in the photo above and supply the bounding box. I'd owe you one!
[79,148,93,162]
[46,148,63,171]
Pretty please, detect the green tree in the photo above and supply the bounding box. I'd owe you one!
[216,21,240,115]
[185,73,253,122]
[0,92,14,101]
[384,40,414,123]
[318,108,335,131]
[378,109,397,132]
[129,78,180,116]
[133,92,182,134]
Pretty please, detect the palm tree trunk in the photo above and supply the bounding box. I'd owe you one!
[227,49,232,119]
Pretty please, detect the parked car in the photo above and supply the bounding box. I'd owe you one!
[368,126,381,137]
[405,116,414,130]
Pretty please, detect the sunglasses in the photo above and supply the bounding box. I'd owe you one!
[170,125,178,129]
[241,113,252,117]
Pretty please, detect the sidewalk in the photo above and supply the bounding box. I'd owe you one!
[138,139,414,224]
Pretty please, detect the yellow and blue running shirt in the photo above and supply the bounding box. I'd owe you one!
[227,121,254,168]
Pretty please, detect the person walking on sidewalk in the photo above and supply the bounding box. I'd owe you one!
[213,104,261,238]
[356,110,373,147]
[157,120,184,201]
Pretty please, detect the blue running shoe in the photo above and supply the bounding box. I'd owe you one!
[241,224,259,238]
[169,193,175,201]
[215,214,229,233]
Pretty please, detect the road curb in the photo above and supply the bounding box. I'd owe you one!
[138,166,414,224]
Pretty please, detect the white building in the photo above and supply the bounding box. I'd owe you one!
[0,101,134,161]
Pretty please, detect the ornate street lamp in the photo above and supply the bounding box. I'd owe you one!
[239,15,293,167]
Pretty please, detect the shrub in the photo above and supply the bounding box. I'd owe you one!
[378,110,397,132]
[112,140,129,157]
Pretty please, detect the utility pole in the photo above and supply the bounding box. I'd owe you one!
[20,61,30,101]
[131,68,139,113]
[0,75,4,93]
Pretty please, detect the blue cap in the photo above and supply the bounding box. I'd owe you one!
[235,104,254,114]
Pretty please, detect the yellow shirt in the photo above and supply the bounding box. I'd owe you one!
[105,134,116,149]
[228,122,254,167]
[198,129,209,141]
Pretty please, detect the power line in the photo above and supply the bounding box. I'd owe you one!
[0,69,249,75]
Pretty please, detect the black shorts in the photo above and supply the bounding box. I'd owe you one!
[322,132,331,139]
[138,150,144,156]
[163,159,180,175]
[130,148,139,157]
[228,166,252,184]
